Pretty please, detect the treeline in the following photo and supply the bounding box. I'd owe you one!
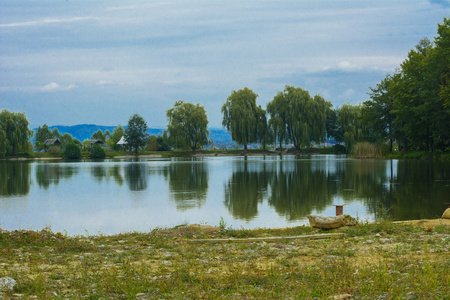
[1,18,448,158]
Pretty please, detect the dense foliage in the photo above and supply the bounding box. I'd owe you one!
[267,86,332,150]
[166,101,210,151]
[89,144,106,158]
[222,88,261,150]
[63,142,81,159]
[124,114,149,155]
[0,109,33,157]
[363,17,450,152]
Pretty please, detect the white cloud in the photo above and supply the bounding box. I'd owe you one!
[96,80,113,86]
[40,82,76,92]
[41,82,60,91]
[0,17,102,28]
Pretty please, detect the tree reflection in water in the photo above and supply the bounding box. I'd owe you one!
[268,158,337,220]
[0,161,31,196]
[125,162,148,191]
[35,162,77,189]
[162,158,208,210]
[224,158,270,220]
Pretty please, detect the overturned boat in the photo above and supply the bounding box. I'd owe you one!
[307,214,357,229]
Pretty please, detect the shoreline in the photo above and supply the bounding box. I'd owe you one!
[1,220,449,298]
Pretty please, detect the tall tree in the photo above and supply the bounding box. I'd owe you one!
[222,88,259,150]
[256,105,271,150]
[107,125,124,151]
[267,90,288,150]
[34,124,53,151]
[166,100,210,151]
[267,86,331,150]
[91,129,106,143]
[124,114,149,155]
[364,74,397,152]
[336,104,365,153]
[0,109,33,157]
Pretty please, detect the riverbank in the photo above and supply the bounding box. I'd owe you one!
[1,220,449,299]
[3,148,450,161]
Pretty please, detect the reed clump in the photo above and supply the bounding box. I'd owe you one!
[351,142,384,158]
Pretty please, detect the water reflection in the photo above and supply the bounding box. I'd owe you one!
[36,163,79,189]
[1,156,449,235]
[268,159,337,220]
[376,160,450,220]
[224,160,270,220]
[90,164,124,186]
[162,158,208,210]
[0,161,31,196]
[125,162,148,191]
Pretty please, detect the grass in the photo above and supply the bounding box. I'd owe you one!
[1,222,449,299]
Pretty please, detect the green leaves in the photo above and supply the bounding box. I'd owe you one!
[267,86,331,150]
[0,109,33,157]
[124,114,149,155]
[166,100,210,151]
[222,88,260,150]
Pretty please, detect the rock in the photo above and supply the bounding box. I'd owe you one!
[0,277,16,291]
[442,208,450,219]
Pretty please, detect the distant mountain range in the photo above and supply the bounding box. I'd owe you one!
[37,124,233,145]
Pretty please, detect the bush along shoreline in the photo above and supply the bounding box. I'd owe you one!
[0,220,449,299]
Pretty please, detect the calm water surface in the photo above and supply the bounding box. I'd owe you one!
[1,155,449,235]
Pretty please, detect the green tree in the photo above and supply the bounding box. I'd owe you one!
[124,114,149,155]
[64,142,81,159]
[222,88,259,150]
[106,125,124,151]
[147,135,158,151]
[267,86,331,150]
[89,144,106,158]
[52,128,61,140]
[34,124,53,151]
[60,133,74,151]
[256,105,271,150]
[166,100,210,151]
[0,109,33,157]
[364,74,397,152]
[157,135,170,151]
[336,104,366,153]
[91,129,106,143]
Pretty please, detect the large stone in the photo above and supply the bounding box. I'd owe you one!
[442,208,450,219]
[0,277,16,291]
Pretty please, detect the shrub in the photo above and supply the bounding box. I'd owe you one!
[332,144,347,154]
[64,143,81,159]
[89,144,106,158]
[50,146,61,156]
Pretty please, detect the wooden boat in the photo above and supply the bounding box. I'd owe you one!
[307,215,357,229]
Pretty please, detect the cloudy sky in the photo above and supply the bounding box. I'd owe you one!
[1,1,449,128]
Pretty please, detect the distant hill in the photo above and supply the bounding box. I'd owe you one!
[37,124,232,145]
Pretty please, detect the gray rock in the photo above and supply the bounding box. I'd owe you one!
[0,277,16,291]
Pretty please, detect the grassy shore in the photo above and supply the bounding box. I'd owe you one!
[1,220,449,299]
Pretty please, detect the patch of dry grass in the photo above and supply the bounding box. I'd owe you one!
[0,222,449,299]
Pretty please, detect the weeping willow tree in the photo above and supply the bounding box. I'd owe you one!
[166,100,210,151]
[0,109,33,157]
[336,103,366,153]
[267,86,331,150]
[221,88,260,150]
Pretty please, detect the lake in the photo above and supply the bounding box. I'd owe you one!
[1,155,449,235]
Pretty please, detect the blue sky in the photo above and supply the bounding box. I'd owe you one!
[1,1,449,128]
